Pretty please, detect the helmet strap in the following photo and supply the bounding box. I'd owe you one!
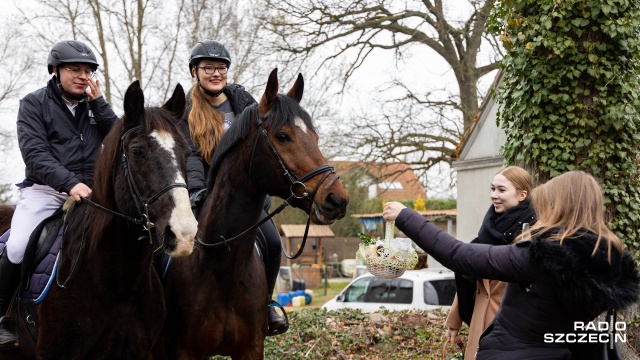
[197,79,224,97]
[54,69,86,102]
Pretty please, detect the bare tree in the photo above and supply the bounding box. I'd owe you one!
[17,0,190,106]
[262,0,502,178]
[181,0,277,94]
[0,21,37,156]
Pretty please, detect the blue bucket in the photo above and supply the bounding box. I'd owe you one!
[294,290,306,298]
[277,292,291,306]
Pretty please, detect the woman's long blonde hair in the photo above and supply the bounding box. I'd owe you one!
[526,171,622,261]
[188,85,224,164]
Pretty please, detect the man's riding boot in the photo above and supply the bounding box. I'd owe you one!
[0,253,21,349]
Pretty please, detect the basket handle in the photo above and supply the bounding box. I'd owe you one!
[440,337,465,360]
[385,220,394,241]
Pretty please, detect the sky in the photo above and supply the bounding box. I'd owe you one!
[0,0,499,203]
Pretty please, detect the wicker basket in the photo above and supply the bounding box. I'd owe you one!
[356,220,417,279]
[366,262,406,279]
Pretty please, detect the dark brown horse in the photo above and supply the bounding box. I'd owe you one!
[0,205,14,236]
[0,81,198,359]
[155,69,349,359]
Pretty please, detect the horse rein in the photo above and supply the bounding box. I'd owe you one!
[197,109,339,257]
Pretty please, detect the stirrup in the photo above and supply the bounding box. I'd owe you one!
[266,300,289,337]
[0,317,19,350]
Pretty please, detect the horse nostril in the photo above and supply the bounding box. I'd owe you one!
[163,227,177,253]
[326,192,348,210]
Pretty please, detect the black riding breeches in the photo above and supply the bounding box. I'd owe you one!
[257,209,282,299]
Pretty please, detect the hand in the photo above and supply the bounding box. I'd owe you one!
[189,188,207,209]
[69,183,92,202]
[86,77,102,101]
[445,328,460,345]
[382,201,406,221]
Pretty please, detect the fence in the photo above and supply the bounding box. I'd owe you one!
[319,237,360,262]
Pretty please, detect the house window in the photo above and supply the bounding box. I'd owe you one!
[368,184,377,199]
[379,181,403,190]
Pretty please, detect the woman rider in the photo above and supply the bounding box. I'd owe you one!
[182,40,288,336]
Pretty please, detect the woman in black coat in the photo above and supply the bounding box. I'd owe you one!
[182,40,287,335]
[445,166,535,359]
[383,170,639,360]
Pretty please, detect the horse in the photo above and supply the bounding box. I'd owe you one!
[155,69,349,359]
[0,205,14,236]
[0,80,198,359]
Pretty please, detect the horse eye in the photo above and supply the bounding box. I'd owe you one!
[275,133,291,143]
[130,147,146,159]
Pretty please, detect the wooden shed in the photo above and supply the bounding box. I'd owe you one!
[279,224,335,266]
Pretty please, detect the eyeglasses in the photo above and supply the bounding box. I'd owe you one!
[197,66,228,75]
[64,66,96,78]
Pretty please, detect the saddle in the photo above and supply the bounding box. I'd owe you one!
[0,199,75,341]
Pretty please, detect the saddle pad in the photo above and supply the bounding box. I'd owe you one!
[0,228,62,303]
[0,230,9,253]
[30,231,62,304]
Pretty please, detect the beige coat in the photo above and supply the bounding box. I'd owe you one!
[445,279,506,360]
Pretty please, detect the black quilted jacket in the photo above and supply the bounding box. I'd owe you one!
[17,78,118,193]
[396,208,639,360]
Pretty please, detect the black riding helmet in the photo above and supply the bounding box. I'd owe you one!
[48,40,99,74]
[48,40,99,101]
[189,40,231,76]
[189,40,231,97]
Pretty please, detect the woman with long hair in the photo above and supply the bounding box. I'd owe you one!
[182,40,288,336]
[384,171,638,359]
[445,166,535,359]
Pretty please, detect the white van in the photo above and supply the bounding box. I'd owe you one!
[322,268,456,313]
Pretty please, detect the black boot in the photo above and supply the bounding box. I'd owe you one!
[265,255,289,336]
[258,214,289,336]
[0,253,20,349]
[267,304,288,336]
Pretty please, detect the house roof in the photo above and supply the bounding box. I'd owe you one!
[334,161,427,201]
[455,70,503,159]
[279,224,335,238]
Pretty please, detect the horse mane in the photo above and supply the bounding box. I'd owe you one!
[206,94,315,192]
[89,107,185,252]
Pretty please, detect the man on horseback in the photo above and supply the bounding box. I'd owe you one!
[0,40,118,349]
[182,40,288,336]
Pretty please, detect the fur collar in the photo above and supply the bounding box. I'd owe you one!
[529,232,639,311]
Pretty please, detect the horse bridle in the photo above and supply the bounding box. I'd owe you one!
[83,125,188,242]
[58,126,188,288]
[197,109,339,258]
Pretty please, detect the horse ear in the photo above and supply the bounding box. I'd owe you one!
[259,68,279,115]
[286,73,304,103]
[123,80,144,128]
[162,83,186,121]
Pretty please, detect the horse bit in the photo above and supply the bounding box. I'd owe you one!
[197,109,339,258]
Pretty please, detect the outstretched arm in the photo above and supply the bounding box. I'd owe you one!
[384,202,536,283]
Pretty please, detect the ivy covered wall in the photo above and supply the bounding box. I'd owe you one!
[488,0,640,255]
